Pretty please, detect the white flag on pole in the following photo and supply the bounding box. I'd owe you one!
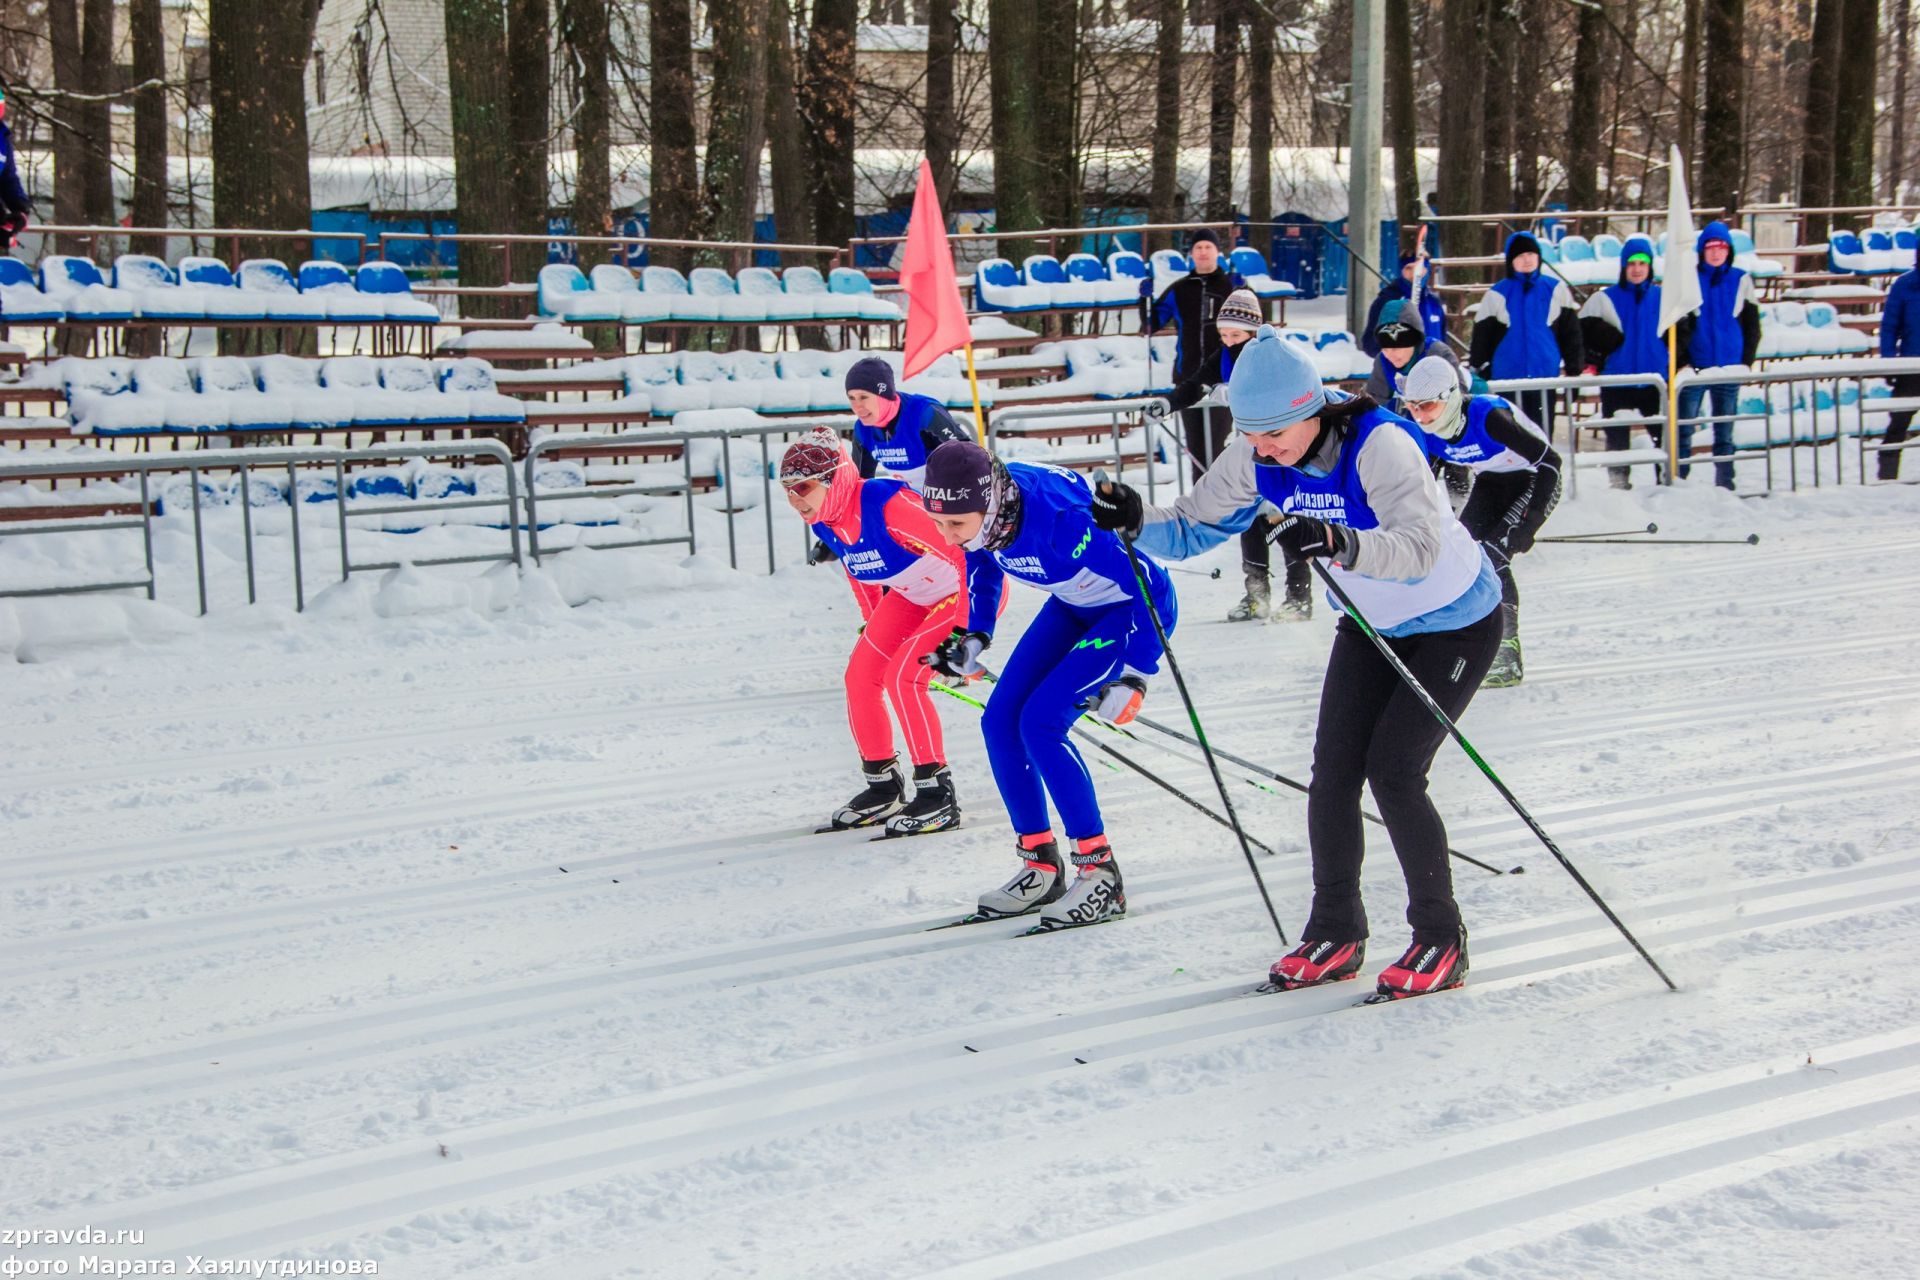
[1658,144,1702,335]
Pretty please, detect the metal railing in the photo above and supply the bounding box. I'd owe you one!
[988,398,1182,502]
[0,440,519,613]
[1484,373,1669,499]
[1669,358,1920,491]
[15,224,370,267]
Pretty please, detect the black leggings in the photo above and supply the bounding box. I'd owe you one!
[1458,469,1533,607]
[1305,606,1503,945]
[1883,373,1920,479]
[1182,404,1307,590]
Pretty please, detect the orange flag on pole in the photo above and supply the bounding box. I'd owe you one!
[899,158,984,439]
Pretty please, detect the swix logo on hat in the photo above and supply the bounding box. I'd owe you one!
[1289,390,1317,408]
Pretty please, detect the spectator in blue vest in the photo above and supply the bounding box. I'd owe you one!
[1578,235,1665,489]
[1468,232,1583,439]
[1876,264,1920,480]
[1361,254,1448,358]
[1673,221,1762,489]
[0,83,32,249]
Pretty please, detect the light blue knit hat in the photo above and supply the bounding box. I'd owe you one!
[1227,325,1327,433]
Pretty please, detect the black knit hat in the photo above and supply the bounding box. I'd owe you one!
[843,355,899,401]
[1504,232,1544,268]
[1188,228,1221,251]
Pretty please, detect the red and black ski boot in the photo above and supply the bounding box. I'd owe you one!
[1366,930,1469,1003]
[1259,939,1366,993]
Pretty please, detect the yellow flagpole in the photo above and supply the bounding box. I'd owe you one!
[964,342,987,445]
[1666,326,1680,482]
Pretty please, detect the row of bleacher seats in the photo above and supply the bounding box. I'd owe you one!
[1827,228,1920,275]
[1540,230,1784,286]
[155,457,597,521]
[972,248,1298,313]
[29,355,529,435]
[536,264,900,323]
[0,255,439,324]
[1755,301,1875,358]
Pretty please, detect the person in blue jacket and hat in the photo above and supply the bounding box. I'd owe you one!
[1673,221,1762,489]
[1877,261,1920,480]
[1578,234,1666,489]
[1468,232,1584,438]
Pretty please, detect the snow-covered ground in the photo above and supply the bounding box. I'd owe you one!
[3,477,1918,1278]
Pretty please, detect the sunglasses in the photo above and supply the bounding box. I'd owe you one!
[781,477,824,498]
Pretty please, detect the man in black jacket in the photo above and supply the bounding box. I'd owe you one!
[1144,229,1246,478]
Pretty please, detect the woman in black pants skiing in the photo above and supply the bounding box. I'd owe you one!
[1091,327,1503,999]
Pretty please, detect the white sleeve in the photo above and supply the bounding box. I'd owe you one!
[1473,289,1509,324]
[1345,426,1455,582]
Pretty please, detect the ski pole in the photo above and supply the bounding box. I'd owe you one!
[1165,564,1223,580]
[1127,711,1512,876]
[1542,522,1658,540]
[1540,534,1758,547]
[1098,499,1290,947]
[941,674,1281,857]
[1305,558,1678,992]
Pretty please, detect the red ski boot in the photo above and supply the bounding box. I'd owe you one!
[1260,939,1366,992]
[1368,931,1469,1002]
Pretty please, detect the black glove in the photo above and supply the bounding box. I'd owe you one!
[808,537,838,565]
[923,627,990,680]
[1089,478,1142,535]
[1505,521,1537,556]
[1,209,27,247]
[1273,513,1356,563]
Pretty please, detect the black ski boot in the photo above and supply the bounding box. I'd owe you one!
[1482,602,1523,688]
[883,763,960,837]
[824,757,909,830]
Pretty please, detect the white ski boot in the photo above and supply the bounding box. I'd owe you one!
[1030,843,1126,932]
[975,838,1068,919]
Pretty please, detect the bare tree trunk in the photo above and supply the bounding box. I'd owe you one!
[803,0,858,250]
[1511,0,1546,209]
[1802,0,1842,241]
[1386,0,1419,247]
[559,0,614,350]
[1678,0,1702,172]
[1437,0,1486,230]
[48,0,115,251]
[130,0,168,254]
[1893,0,1914,201]
[1205,0,1240,224]
[1565,0,1607,211]
[1248,2,1276,235]
[1147,0,1183,252]
[1481,0,1517,249]
[506,0,551,282]
[79,0,114,229]
[445,0,517,306]
[1603,0,1637,202]
[989,0,1043,255]
[211,0,320,255]
[705,0,768,267]
[767,0,813,243]
[1831,0,1879,208]
[651,0,699,270]
[1034,0,1081,229]
[1698,0,1745,213]
[924,0,960,208]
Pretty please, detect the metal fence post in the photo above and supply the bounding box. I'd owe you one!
[138,471,156,601]
[288,461,306,612]
[237,462,257,605]
[189,465,208,616]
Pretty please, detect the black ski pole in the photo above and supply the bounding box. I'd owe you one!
[1305,557,1678,992]
[1166,564,1224,580]
[1099,504,1290,947]
[1127,710,1512,876]
[959,673,1282,858]
[1542,522,1658,541]
[1539,534,1758,547]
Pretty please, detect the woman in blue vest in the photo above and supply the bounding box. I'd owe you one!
[1673,221,1762,489]
[1089,329,1502,1000]
[1468,232,1584,438]
[1577,235,1665,489]
[1400,355,1561,689]
[920,441,1177,933]
[842,355,975,489]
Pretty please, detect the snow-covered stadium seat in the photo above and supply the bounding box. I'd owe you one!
[738,267,808,322]
[538,263,619,322]
[238,259,327,322]
[973,258,1051,312]
[678,350,756,410]
[1829,232,1876,274]
[624,353,711,414]
[320,356,411,427]
[1062,253,1138,306]
[1106,251,1149,290]
[196,356,288,431]
[179,257,268,322]
[828,268,901,320]
[1023,256,1101,307]
[584,263,671,322]
[776,350,852,410]
[255,354,351,431]
[1229,246,1297,300]
[63,357,151,436]
[1149,250,1189,279]
[296,261,385,323]
[1894,228,1919,271]
[641,265,721,323]
[377,356,463,426]
[137,358,225,434]
[39,255,136,322]
[355,260,440,321]
[0,255,64,322]
[437,358,529,423]
[113,255,206,322]
[779,266,847,320]
[690,266,768,322]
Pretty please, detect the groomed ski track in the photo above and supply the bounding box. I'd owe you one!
[3,483,1916,1278]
